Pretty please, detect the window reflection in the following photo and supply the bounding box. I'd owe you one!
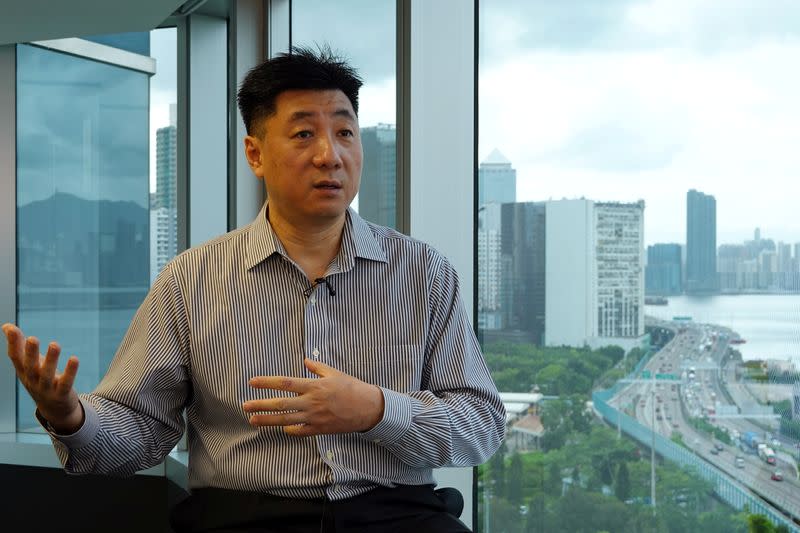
[16,44,150,432]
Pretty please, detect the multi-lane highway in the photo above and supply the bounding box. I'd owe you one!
[609,319,800,523]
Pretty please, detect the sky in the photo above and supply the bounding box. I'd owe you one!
[150,0,800,248]
[478,0,800,247]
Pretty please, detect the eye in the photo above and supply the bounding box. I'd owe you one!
[294,130,312,139]
[339,129,354,137]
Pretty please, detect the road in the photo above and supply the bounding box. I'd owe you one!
[609,318,800,524]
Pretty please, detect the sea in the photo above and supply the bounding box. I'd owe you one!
[645,294,800,365]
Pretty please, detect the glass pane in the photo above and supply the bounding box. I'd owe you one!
[83,32,151,56]
[478,1,800,531]
[291,0,397,228]
[149,27,179,284]
[16,43,150,432]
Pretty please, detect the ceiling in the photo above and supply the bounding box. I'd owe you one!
[0,0,189,46]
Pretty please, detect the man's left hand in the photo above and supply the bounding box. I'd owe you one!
[244,358,385,436]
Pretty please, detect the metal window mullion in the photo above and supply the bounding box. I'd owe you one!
[228,0,267,230]
[406,0,477,528]
[0,44,17,433]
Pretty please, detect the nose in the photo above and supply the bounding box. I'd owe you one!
[311,133,343,169]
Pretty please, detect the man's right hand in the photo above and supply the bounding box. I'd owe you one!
[2,323,84,434]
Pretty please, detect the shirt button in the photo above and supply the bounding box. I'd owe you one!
[312,348,320,358]
[326,450,334,460]
[309,296,316,304]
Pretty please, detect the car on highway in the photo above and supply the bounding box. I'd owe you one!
[771,470,783,481]
[735,456,744,468]
[714,442,724,452]
[710,447,719,455]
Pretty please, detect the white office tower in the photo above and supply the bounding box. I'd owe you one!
[545,199,647,352]
[545,199,597,347]
[478,203,503,330]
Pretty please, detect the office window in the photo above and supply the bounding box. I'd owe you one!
[149,28,179,284]
[14,29,177,432]
[478,1,800,531]
[292,0,397,228]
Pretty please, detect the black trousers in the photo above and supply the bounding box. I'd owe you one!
[170,484,471,533]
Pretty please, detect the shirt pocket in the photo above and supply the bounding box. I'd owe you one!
[337,344,424,393]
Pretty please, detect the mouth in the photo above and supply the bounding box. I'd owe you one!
[313,180,343,190]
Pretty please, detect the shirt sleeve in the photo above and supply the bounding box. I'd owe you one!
[359,249,506,468]
[41,262,192,477]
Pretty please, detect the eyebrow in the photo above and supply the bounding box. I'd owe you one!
[288,109,355,122]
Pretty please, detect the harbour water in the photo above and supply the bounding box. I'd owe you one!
[646,294,800,364]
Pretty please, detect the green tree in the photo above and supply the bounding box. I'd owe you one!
[524,494,551,533]
[546,461,561,495]
[747,514,775,533]
[489,445,507,498]
[507,453,524,506]
[615,461,631,501]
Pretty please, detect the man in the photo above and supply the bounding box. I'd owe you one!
[3,47,505,532]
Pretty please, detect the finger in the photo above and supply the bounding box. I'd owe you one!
[283,423,317,437]
[243,396,304,414]
[303,357,339,378]
[55,356,79,395]
[2,324,25,374]
[249,376,313,393]
[40,342,61,387]
[249,411,306,427]
[24,337,41,383]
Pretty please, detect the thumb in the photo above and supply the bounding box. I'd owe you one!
[304,357,337,377]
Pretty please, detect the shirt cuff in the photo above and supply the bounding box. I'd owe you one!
[359,387,414,445]
[35,397,100,450]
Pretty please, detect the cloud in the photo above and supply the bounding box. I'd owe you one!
[481,0,800,62]
[291,0,396,84]
[17,44,149,207]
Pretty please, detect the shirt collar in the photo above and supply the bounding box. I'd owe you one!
[245,203,387,271]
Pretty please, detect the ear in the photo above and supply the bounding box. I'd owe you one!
[244,135,265,179]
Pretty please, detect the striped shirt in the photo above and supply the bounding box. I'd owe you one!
[45,204,505,501]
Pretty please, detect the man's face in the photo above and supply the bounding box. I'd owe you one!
[245,89,362,227]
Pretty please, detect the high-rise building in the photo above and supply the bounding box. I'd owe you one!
[686,189,717,293]
[545,199,646,351]
[500,202,546,344]
[151,104,177,282]
[794,243,800,273]
[478,149,516,207]
[645,243,682,295]
[595,202,645,341]
[359,123,396,228]
[545,199,596,347]
[478,203,503,331]
[155,104,177,210]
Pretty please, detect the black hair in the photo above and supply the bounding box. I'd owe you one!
[237,45,363,136]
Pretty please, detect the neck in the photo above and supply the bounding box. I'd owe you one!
[267,207,346,280]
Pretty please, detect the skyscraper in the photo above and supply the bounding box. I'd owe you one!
[155,104,177,210]
[545,199,646,351]
[595,202,645,341]
[500,202,546,344]
[151,104,177,282]
[478,203,503,331]
[686,189,717,293]
[645,243,682,295]
[359,123,396,228]
[478,149,516,207]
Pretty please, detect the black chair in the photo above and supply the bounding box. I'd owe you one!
[434,487,465,518]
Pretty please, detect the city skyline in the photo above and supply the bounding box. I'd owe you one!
[146,4,800,246]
